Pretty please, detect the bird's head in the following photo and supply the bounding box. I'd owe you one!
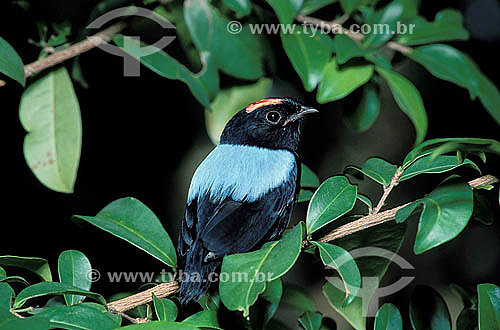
[220,97,318,151]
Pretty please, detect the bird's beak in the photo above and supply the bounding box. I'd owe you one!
[283,106,319,126]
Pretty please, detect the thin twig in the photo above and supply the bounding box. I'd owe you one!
[372,167,403,214]
[296,15,412,54]
[0,22,127,87]
[115,311,148,324]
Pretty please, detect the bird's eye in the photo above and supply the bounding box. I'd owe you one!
[266,111,281,124]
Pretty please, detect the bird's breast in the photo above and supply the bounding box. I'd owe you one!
[188,144,297,203]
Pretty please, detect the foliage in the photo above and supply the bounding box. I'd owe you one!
[1,0,500,328]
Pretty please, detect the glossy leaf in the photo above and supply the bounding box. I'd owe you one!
[397,9,469,46]
[0,308,50,330]
[376,67,428,145]
[323,222,407,330]
[152,294,177,322]
[58,250,92,306]
[0,256,52,281]
[475,63,500,127]
[334,35,374,65]
[297,190,314,203]
[299,311,323,330]
[73,197,177,268]
[363,2,403,48]
[306,176,357,234]
[413,182,473,254]
[409,285,451,330]
[340,0,362,14]
[267,0,302,24]
[478,283,500,330]
[205,78,272,145]
[317,60,374,103]
[14,282,106,308]
[281,284,317,312]
[250,278,282,329]
[407,44,480,98]
[402,138,500,169]
[374,303,403,330]
[312,241,361,306]
[301,163,321,188]
[119,321,200,329]
[32,304,121,330]
[0,283,14,310]
[220,223,303,316]
[113,35,218,107]
[300,0,337,15]
[185,0,264,79]
[356,194,373,213]
[0,36,25,86]
[223,0,251,16]
[400,155,480,181]
[456,308,478,330]
[19,67,82,193]
[183,310,221,329]
[343,83,380,132]
[281,27,333,92]
[345,157,397,188]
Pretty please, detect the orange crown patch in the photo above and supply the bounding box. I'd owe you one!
[245,98,283,113]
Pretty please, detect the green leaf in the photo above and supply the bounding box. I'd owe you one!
[185,0,264,79]
[323,222,407,330]
[0,283,14,310]
[250,278,282,329]
[219,223,303,316]
[395,201,420,223]
[363,2,403,48]
[58,250,92,306]
[343,83,380,132]
[406,44,480,98]
[73,197,177,268]
[344,157,397,188]
[374,303,403,330]
[205,78,272,145]
[267,0,302,24]
[475,63,500,127]
[478,283,500,330]
[301,163,321,188]
[334,35,374,65]
[118,321,201,329]
[183,310,221,329]
[281,27,333,92]
[113,35,218,107]
[317,60,374,103]
[312,242,361,306]
[456,308,478,330]
[19,67,82,193]
[0,36,25,86]
[298,190,314,203]
[152,294,177,322]
[222,0,251,16]
[450,284,477,309]
[412,182,473,254]
[402,138,500,169]
[198,293,220,311]
[397,9,469,46]
[400,155,480,181]
[409,285,451,330]
[32,304,121,330]
[376,67,428,145]
[0,266,5,280]
[0,308,50,330]
[306,176,357,234]
[340,0,362,14]
[299,311,323,330]
[300,0,337,15]
[0,256,52,281]
[14,282,106,309]
[356,194,373,213]
[281,284,317,312]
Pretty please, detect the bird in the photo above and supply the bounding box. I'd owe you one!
[177,97,318,305]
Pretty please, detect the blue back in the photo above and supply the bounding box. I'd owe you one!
[188,144,297,203]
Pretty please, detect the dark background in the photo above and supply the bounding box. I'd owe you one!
[1,0,500,328]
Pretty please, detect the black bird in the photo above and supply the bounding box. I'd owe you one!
[177,97,317,304]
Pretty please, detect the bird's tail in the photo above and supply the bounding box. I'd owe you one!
[179,239,220,305]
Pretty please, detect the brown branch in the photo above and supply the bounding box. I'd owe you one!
[372,167,403,214]
[296,15,412,54]
[0,22,127,87]
[107,175,498,313]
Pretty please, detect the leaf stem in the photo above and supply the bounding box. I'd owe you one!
[372,167,403,214]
